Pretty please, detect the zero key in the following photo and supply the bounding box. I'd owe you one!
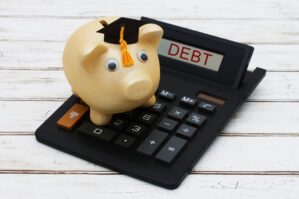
[57,103,89,130]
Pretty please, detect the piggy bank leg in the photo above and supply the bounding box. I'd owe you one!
[90,108,112,125]
[72,89,78,97]
[142,95,156,107]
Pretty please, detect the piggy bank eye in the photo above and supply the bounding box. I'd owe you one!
[137,51,148,63]
[106,58,119,71]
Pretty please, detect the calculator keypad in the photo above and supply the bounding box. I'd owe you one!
[63,89,216,166]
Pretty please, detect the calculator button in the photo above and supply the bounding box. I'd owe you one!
[149,102,167,114]
[168,107,188,121]
[119,110,137,119]
[198,101,216,113]
[126,123,146,136]
[186,113,206,127]
[176,124,197,139]
[137,130,168,156]
[158,90,176,100]
[137,112,157,125]
[158,118,178,132]
[114,134,136,148]
[109,117,128,130]
[78,121,118,142]
[155,136,187,164]
[180,96,197,107]
[57,103,89,131]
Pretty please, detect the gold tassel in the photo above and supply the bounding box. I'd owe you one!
[119,26,134,66]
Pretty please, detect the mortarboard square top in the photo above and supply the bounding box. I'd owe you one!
[97,17,147,44]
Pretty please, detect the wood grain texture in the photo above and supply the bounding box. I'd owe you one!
[0,0,298,197]
[1,41,299,71]
[0,0,298,19]
[0,70,298,101]
[0,136,299,173]
[0,101,298,134]
[0,174,298,199]
[0,18,298,44]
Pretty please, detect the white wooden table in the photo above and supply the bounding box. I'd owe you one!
[0,0,299,198]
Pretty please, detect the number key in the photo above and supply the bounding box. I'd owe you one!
[149,102,167,114]
[126,123,146,136]
[137,112,157,125]
[109,117,128,130]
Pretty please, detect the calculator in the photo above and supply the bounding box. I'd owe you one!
[35,17,266,189]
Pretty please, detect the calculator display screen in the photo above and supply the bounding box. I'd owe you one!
[158,39,224,72]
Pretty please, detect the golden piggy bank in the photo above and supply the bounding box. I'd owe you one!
[63,17,163,125]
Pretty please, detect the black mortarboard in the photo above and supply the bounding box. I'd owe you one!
[97,17,147,44]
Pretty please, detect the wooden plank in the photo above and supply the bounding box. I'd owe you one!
[0,101,298,134]
[0,174,298,198]
[1,41,298,71]
[0,0,298,19]
[1,18,299,44]
[1,136,299,173]
[0,70,298,101]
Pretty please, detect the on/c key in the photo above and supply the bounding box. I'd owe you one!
[155,136,187,164]
[57,103,89,130]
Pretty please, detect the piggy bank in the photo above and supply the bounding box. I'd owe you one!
[63,17,163,125]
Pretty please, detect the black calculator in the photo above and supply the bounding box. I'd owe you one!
[35,17,266,189]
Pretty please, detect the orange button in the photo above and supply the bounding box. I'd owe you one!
[57,103,89,130]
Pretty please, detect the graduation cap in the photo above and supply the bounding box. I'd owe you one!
[97,17,147,67]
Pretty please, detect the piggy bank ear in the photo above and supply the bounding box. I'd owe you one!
[138,24,163,48]
[80,44,108,71]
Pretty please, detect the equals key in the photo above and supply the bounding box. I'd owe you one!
[57,103,89,131]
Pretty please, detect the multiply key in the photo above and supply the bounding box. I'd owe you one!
[168,107,188,121]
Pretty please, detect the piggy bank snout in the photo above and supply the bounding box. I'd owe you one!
[123,73,153,101]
